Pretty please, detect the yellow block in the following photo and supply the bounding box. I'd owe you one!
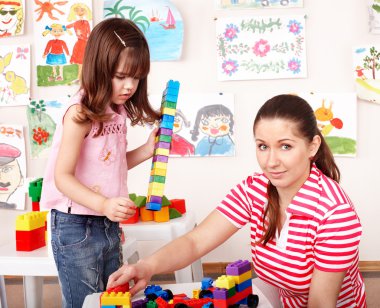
[153,206,169,222]
[151,168,167,177]
[215,275,235,289]
[152,161,167,170]
[101,291,131,306]
[162,107,176,116]
[154,148,170,156]
[229,270,252,284]
[193,289,201,299]
[16,211,48,231]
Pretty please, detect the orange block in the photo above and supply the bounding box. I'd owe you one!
[140,206,154,221]
[153,206,169,223]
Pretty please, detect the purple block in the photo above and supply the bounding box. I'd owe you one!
[132,298,148,308]
[149,196,162,204]
[158,127,173,136]
[153,155,169,163]
[155,141,171,149]
[226,260,251,276]
[213,288,228,300]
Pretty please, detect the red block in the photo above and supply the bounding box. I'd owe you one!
[169,199,186,214]
[32,201,40,211]
[121,208,140,224]
[16,227,46,251]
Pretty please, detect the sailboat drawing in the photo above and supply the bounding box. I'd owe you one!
[160,7,176,29]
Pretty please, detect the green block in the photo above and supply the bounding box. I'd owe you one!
[161,100,177,109]
[162,195,171,207]
[147,301,157,308]
[28,178,43,202]
[150,175,166,184]
[169,208,182,219]
[129,193,137,201]
[158,134,172,143]
[134,195,147,207]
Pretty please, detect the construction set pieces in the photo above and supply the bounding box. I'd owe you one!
[121,193,186,224]
[146,80,180,211]
[99,260,258,308]
[15,178,48,251]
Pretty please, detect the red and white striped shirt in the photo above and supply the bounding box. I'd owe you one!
[217,165,366,307]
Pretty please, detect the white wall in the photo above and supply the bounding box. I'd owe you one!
[0,0,379,262]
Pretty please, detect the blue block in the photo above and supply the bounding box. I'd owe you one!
[235,279,252,292]
[146,202,162,211]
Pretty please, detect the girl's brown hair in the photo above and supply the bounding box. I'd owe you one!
[78,18,159,134]
[253,94,340,245]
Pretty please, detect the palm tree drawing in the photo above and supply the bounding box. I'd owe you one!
[104,0,150,33]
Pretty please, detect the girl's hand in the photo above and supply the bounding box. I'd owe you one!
[145,127,159,157]
[101,197,136,222]
[107,259,154,296]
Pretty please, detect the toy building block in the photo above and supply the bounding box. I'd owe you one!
[28,178,43,211]
[100,291,131,307]
[140,206,154,221]
[146,80,180,211]
[153,206,169,223]
[169,199,186,214]
[15,211,48,251]
[168,208,182,219]
[120,194,144,224]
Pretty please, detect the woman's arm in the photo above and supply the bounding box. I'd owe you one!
[54,105,135,221]
[107,210,239,295]
[126,128,158,169]
[307,268,346,308]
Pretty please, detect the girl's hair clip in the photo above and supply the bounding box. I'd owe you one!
[114,31,126,47]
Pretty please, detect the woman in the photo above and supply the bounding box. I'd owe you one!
[108,94,366,307]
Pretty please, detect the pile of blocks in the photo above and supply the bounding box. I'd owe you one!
[146,80,180,211]
[121,193,186,224]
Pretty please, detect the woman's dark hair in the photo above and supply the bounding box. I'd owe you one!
[190,104,234,141]
[77,18,159,134]
[253,94,340,245]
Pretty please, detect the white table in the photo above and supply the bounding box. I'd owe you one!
[83,279,282,308]
[121,212,203,283]
[0,236,139,308]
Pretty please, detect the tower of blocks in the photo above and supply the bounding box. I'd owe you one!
[15,211,48,251]
[146,80,180,211]
[28,178,43,211]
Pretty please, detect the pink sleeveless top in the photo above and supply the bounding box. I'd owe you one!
[40,92,129,215]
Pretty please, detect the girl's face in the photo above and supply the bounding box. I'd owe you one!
[254,118,320,199]
[51,26,64,38]
[200,114,231,137]
[74,6,86,18]
[0,4,19,33]
[111,59,139,105]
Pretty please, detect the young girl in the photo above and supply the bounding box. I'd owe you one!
[108,95,366,307]
[40,18,160,308]
[0,0,23,37]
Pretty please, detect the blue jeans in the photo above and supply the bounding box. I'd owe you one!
[51,209,122,308]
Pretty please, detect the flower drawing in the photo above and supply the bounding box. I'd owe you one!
[224,24,239,41]
[222,59,239,76]
[288,58,301,74]
[252,39,271,57]
[287,20,303,35]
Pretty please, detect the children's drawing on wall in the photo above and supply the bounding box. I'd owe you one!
[170,110,195,156]
[103,0,183,61]
[0,125,27,210]
[26,96,68,159]
[0,0,25,38]
[216,0,303,9]
[0,44,30,106]
[353,45,380,103]
[369,0,380,34]
[33,0,93,86]
[298,92,357,157]
[150,92,235,157]
[216,15,307,81]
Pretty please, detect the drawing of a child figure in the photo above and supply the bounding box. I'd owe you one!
[42,24,71,82]
[66,3,92,82]
[190,104,235,156]
[170,109,194,157]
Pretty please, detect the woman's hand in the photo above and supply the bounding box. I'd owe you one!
[101,197,136,222]
[107,259,154,296]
